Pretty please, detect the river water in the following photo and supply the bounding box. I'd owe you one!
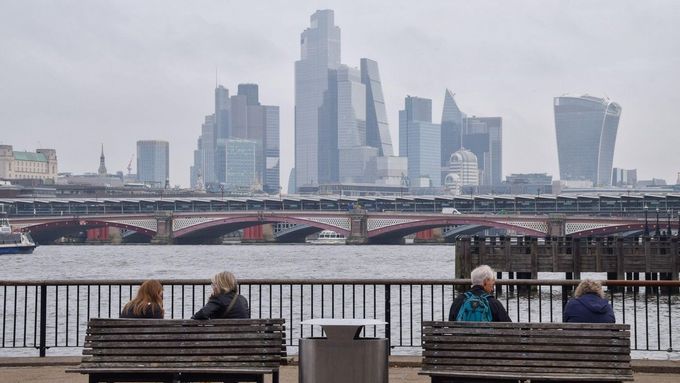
[0,244,678,359]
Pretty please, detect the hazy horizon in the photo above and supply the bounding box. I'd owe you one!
[2,1,679,190]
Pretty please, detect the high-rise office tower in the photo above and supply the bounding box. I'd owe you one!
[137,140,169,188]
[361,58,393,157]
[462,116,502,186]
[335,65,369,183]
[399,96,440,187]
[295,10,341,189]
[217,138,257,191]
[191,84,279,193]
[554,95,621,186]
[440,89,465,167]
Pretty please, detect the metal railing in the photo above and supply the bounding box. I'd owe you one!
[0,279,678,356]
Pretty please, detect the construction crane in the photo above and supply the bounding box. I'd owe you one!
[126,154,134,175]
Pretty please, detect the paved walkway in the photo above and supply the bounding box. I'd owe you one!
[0,357,679,383]
[1,365,680,383]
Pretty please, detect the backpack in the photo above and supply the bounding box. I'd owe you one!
[456,291,493,322]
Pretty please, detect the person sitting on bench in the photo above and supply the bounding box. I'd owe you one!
[120,280,165,319]
[448,265,511,322]
[193,271,250,319]
[563,279,615,323]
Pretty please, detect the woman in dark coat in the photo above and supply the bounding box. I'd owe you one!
[192,271,250,319]
[563,279,615,323]
[120,280,164,319]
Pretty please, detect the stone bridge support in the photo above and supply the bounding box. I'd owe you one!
[346,209,368,245]
[151,211,174,245]
[546,214,566,237]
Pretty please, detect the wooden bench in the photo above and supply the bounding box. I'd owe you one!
[420,321,633,382]
[67,318,286,383]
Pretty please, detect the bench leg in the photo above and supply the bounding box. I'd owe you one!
[272,371,279,383]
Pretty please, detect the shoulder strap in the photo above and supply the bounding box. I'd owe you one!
[224,292,240,316]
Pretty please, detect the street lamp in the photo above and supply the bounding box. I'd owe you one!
[643,205,649,236]
[655,207,661,237]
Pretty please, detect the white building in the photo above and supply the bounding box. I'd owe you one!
[0,145,58,183]
[445,148,479,194]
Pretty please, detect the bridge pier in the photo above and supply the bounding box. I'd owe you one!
[151,211,174,245]
[546,214,566,237]
[346,209,368,245]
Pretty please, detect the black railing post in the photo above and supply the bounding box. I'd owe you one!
[384,284,391,354]
[39,284,47,357]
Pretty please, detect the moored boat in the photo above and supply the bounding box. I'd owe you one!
[306,230,346,245]
[0,216,37,254]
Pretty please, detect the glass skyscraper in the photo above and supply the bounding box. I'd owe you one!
[399,96,440,187]
[440,89,465,167]
[462,116,502,186]
[361,58,393,157]
[554,95,622,186]
[295,10,341,188]
[137,140,169,188]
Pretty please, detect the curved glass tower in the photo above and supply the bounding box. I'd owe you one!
[554,95,622,186]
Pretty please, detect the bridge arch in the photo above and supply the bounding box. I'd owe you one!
[21,219,156,244]
[368,217,546,243]
[172,215,350,243]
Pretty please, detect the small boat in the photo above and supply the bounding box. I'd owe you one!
[0,215,37,254]
[307,230,346,245]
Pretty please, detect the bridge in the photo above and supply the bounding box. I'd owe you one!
[10,210,672,245]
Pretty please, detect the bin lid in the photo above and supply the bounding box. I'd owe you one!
[301,318,387,326]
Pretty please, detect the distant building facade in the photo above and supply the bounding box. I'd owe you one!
[440,90,465,179]
[0,145,58,183]
[448,148,479,187]
[295,9,341,189]
[137,140,169,188]
[612,168,637,187]
[463,116,502,186]
[554,95,622,186]
[191,83,280,193]
[218,139,257,192]
[399,96,440,188]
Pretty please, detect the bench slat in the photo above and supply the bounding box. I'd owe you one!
[84,339,284,348]
[88,325,283,335]
[424,357,630,369]
[424,327,629,339]
[84,348,283,356]
[82,355,281,363]
[420,370,633,381]
[423,343,630,354]
[78,362,280,368]
[86,333,282,341]
[423,350,631,362]
[423,321,629,330]
[423,335,630,346]
[89,318,284,326]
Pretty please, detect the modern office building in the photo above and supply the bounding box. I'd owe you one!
[295,9,341,188]
[462,116,502,186]
[612,168,637,187]
[191,83,279,193]
[554,95,622,186]
[399,96,439,187]
[441,89,465,169]
[447,148,479,187]
[137,140,169,188]
[0,145,58,183]
[361,58,393,157]
[217,139,257,192]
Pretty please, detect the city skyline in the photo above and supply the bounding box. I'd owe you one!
[1,1,679,189]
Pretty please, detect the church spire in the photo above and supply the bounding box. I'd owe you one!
[98,144,107,175]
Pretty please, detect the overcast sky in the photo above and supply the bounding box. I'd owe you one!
[1,0,679,189]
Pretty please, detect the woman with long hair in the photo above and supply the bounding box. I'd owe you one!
[192,271,250,319]
[120,280,165,319]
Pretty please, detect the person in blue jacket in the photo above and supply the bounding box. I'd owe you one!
[563,279,615,323]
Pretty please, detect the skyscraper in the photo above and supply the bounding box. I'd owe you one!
[295,10,341,188]
[462,116,502,186]
[399,96,440,187]
[191,84,279,193]
[361,58,393,157]
[137,140,169,188]
[554,95,621,186]
[440,89,465,167]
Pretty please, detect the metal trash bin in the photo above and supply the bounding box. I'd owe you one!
[299,319,388,383]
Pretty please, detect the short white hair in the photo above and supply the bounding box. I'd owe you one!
[471,265,495,286]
